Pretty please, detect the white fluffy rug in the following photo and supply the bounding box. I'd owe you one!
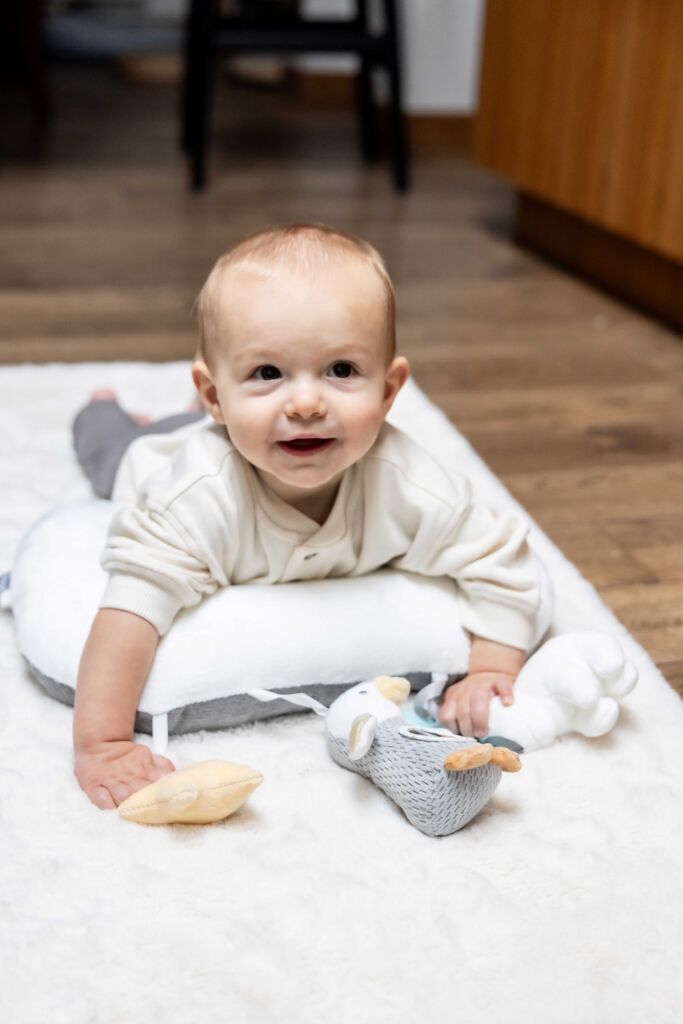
[2,364,682,1024]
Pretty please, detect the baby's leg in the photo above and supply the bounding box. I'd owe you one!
[72,393,204,498]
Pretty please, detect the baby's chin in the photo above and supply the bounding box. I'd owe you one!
[268,465,344,490]
[255,458,347,495]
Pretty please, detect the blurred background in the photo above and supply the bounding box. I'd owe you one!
[1,0,683,692]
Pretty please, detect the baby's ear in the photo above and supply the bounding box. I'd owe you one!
[383,356,410,410]
[191,359,225,424]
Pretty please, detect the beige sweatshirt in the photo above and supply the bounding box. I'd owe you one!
[100,419,541,646]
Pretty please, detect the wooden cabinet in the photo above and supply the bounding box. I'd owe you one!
[474,0,683,324]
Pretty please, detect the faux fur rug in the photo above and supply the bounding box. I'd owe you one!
[2,364,682,1024]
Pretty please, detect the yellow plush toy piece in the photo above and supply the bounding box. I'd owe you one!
[118,760,263,826]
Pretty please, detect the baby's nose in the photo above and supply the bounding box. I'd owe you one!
[285,383,327,419]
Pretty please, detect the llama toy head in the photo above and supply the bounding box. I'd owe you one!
[325,675,410,759]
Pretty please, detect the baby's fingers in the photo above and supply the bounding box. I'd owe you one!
[457,696,476,739]
[438,687,460,733]
[145,763,174,786]
[440,689,476,738]
[492,677,515,707]
[109,776,155,806]
[469,692,491,738]
[86,785,117,811]
[151,753,175,774]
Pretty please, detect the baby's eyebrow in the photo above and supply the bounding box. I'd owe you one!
[332,345,372,360]
[234,344,372,367]
[320,344,375,362]
[231,349,280,369]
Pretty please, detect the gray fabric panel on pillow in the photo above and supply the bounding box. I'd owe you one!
[26,659,448,735]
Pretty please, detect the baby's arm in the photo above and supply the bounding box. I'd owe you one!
[73,608,175,809]
[438,635,525,738]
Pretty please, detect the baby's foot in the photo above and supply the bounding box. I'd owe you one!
[90,388,151,426]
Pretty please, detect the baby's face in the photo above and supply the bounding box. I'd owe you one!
[193,261,409,509]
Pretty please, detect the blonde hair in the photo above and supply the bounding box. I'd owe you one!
[195,223,396,366]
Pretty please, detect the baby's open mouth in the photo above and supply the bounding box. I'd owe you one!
[277,437,335,456]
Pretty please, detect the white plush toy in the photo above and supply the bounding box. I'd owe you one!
[415,631,639,751]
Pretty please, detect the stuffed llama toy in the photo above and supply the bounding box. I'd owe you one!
[324,675,521,836]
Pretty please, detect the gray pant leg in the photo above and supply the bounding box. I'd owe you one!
[72,402,204,499]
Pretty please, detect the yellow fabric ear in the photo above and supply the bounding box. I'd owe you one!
[118,760,263,826]
[373,675,411,703]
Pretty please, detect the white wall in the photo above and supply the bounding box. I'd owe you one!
[402,0,485,113]
[301,0,485,114]
[144,0,486,114]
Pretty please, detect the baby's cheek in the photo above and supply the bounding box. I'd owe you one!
[344,398,385,434]
[227,402,270,444]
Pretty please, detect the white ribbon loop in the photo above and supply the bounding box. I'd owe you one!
[248,689,328,717]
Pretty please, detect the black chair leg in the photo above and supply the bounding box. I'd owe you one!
[190,61,212,191]
[186,0,214,191]
[356,58,379,162]
[354,1,378,162]
[384,0,409,192]
[180,6,194,153]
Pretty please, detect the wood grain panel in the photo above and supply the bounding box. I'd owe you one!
[515,193,683,332]
[475,0,683,261]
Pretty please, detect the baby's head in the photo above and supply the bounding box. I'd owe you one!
[191,224,410,510]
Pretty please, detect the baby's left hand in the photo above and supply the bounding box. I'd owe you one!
[438,672,516,738]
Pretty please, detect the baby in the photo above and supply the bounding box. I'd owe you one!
[73,223,545,810]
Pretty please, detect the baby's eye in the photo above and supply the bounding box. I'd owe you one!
[252,365,281,381]
[328,362,355,379]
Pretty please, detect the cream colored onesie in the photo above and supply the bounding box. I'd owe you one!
[100,418,542,644]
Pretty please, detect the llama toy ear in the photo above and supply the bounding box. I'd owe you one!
[373,676,411,703]
[348,714,377,761]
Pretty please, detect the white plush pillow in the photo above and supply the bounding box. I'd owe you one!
[7,500,470,737]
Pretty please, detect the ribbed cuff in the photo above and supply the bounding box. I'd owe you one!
[99,574,182,636]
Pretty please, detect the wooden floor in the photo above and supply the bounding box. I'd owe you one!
[2,66,683,696]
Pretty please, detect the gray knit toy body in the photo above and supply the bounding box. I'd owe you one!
[326,718,501,837]
[249,675,520,837]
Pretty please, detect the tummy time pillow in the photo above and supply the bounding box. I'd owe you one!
[4,500,472,741]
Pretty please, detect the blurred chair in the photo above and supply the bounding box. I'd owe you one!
[1,0,50,157]
[181,0,409,191]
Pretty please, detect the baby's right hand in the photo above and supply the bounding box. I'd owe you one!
[74,740,175,810]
